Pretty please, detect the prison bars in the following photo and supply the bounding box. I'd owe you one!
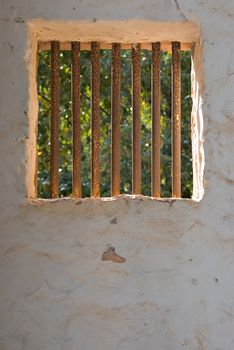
[71,41,81,197]
[111,43,121,196]
[49,40,181,198]
[151,42,161,198]
[172,42,181,198]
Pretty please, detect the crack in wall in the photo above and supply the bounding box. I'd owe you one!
[174,0,187,21]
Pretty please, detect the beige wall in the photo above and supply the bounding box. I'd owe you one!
[0,1,234,349]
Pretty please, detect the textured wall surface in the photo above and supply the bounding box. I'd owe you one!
[1,1,234,349]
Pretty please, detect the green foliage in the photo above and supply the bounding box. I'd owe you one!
[37,48,192,198]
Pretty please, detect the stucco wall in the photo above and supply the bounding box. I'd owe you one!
[0,1,234,349]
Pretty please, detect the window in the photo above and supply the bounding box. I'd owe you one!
[27,20,204,201]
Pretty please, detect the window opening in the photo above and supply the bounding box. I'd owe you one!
[37,41,192,199]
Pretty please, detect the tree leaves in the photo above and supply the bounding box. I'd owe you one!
[37,49,192,198]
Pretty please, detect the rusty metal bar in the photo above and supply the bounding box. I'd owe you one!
[91,42,100,197]
[71,42,81,197]
[39,41,193,52]
[111,43,121,196]
[50,41,60,198]
[172,42,181,198]
[132,44,141,194]
[151,42,161,198]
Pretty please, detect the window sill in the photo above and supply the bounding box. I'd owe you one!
[27,194,199,206]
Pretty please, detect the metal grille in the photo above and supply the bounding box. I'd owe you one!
[39,40,185,199]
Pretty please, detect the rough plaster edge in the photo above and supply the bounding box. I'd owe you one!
[28,19,200,44]
[25,26,38,199]
[191,35,205,202]
[27,194,199,207]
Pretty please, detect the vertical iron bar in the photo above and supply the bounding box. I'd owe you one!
[50,41,60,198]
[91,41,100,197]
[71,42,81,197]
[172,41,181,198]
[151,42,161,197]
[132,43,141,194]
[111,43,121,196]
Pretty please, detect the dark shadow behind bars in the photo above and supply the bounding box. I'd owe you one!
[40,40,186,198]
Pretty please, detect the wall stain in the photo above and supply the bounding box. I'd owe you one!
[110,217,118,224]
[102,247,126,263]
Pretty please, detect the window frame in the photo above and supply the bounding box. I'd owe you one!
[26,19,204,202]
